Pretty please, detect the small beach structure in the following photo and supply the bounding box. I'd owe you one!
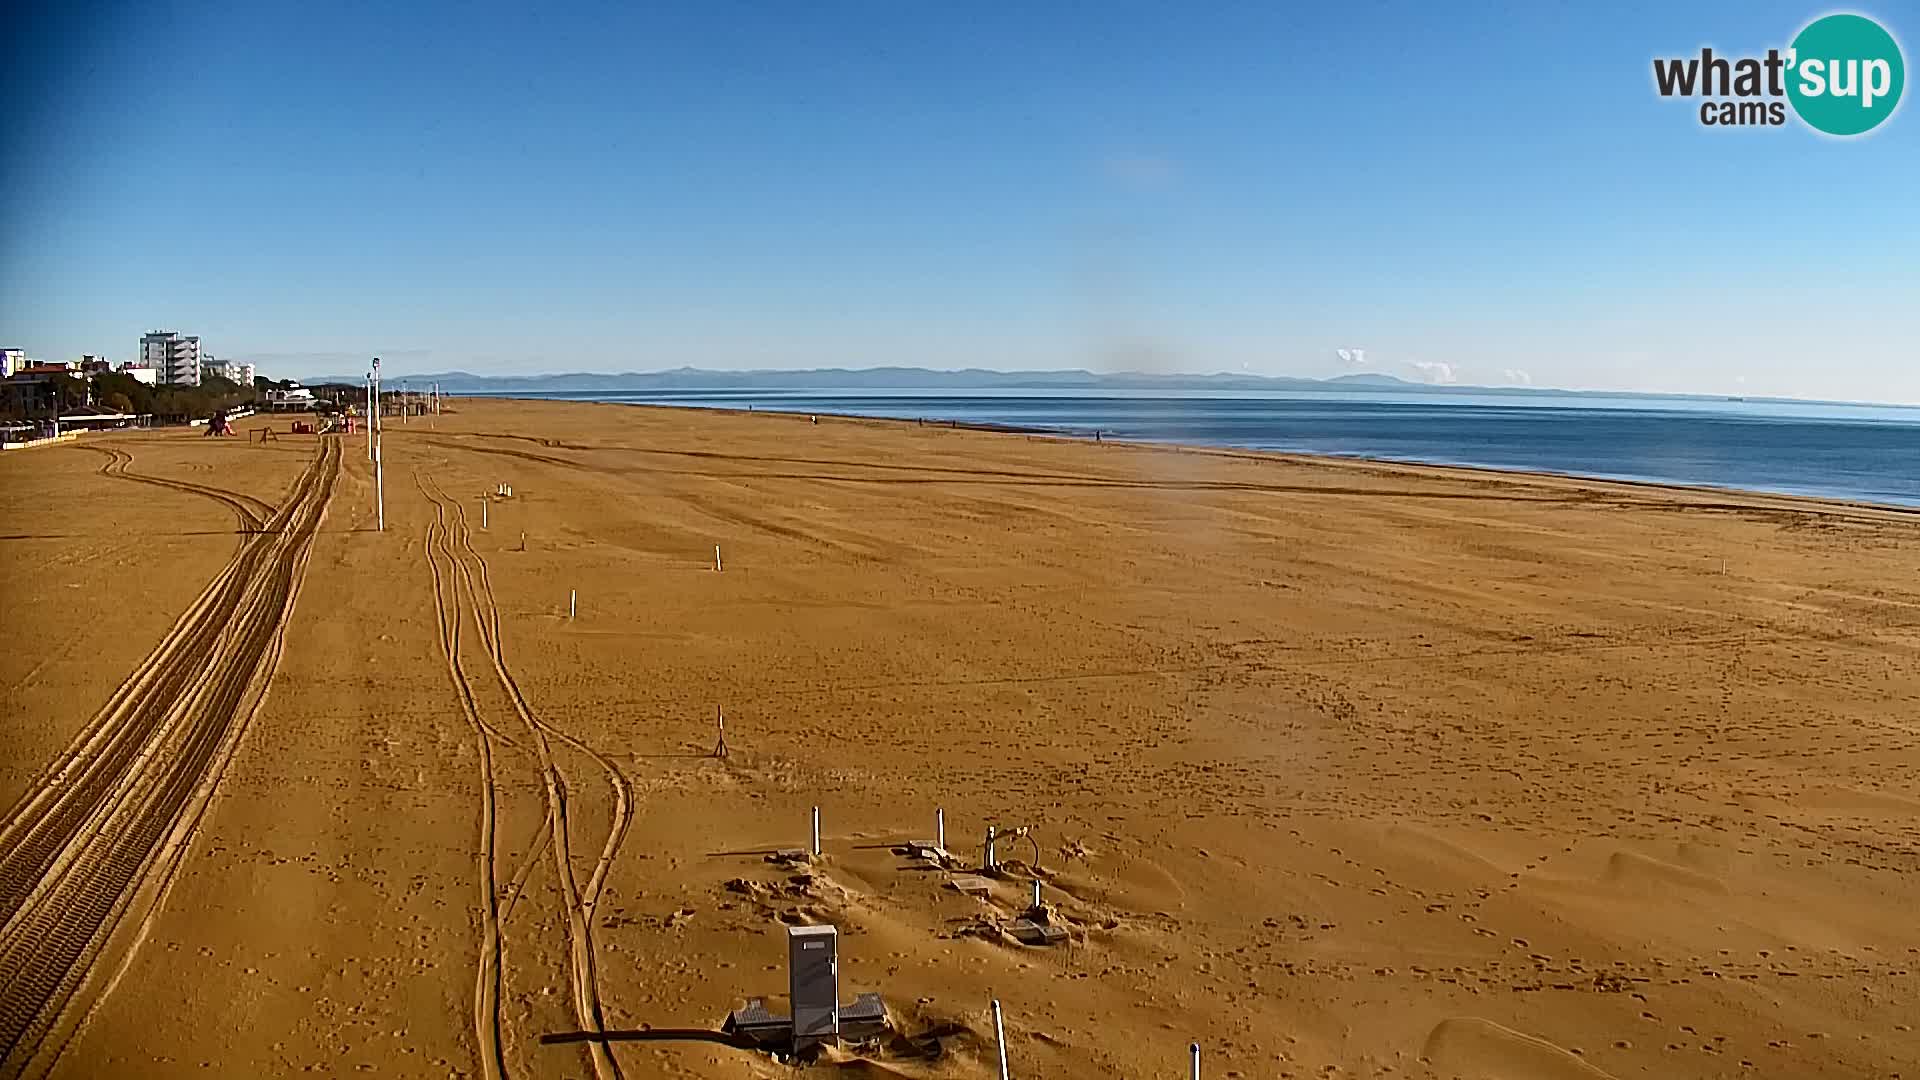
[722,924,890,1055]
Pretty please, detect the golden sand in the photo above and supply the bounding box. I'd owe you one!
[3,398,1917,1078]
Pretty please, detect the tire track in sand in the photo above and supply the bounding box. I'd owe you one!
[416,474,511,1080]
[0,437,339,1078]
[82,445,277,531]
[418,475,630,1080]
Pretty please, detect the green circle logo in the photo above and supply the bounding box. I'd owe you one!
[1787,13,1905,135]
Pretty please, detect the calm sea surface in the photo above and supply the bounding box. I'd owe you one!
[488,388,1920,508]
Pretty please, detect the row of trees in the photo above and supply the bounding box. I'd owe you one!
[2,371,255,423]
[3,370,326,424]
[78,371,255,423]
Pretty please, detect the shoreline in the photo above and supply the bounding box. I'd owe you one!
[461,395,1920,522]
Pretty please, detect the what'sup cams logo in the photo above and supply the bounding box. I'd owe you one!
[1654,12,1904,135]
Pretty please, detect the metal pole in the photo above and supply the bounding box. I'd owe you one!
[985,825,996,869]
[811,806,821,856]
[366,375,374,460]
[374,440,384,532]
[1190,1042,1200,1080]
[715,544,722,572]
[482,500,487,529]
[991,1000,1011,1080]
[1032,878,1042,910]
[936,808,945,851]
[569,589,576,619]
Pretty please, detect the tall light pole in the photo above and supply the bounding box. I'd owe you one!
[372,357,384,531]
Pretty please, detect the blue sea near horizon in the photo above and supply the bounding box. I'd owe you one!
[476,388,1920,509]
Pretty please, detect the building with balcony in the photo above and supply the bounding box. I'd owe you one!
[202,358,256,387]
[140,331,202,386]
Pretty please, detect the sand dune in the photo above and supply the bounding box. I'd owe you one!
[2,398,1916,1078]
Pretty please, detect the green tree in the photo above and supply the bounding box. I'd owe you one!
[52,375,88,411]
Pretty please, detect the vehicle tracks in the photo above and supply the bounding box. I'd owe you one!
[416,474,629,1080]
[83,445,278,531]
[0,437,339,1078]
[418,475,512,1080]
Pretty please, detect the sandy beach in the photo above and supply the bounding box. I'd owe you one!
[3,397,1917,1080]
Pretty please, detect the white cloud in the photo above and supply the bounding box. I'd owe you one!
[1410,360,1456,385]
[1336,347,1369,367]
[1501,368,1533,385]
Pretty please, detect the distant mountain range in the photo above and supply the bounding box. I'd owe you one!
[303,366,1818,406]
[309,366,1598,397]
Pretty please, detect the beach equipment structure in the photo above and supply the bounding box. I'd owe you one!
[719,923,889,1056]
[1006,876,1067,946]
[789,925,837,1049]
[905,808,947,859]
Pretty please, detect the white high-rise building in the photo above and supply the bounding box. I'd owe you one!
[141,331,202,386]
[202,358,256,387]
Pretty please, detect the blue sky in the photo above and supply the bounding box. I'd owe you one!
[3,1,1916,401]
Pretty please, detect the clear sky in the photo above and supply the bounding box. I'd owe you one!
[3,1,1916,401]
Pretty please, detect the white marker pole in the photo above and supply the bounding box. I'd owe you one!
[366,375,374,460]
[985,825,997,869]
[811,806,821,856]
[481,500,487,529]
[1032,878,1042,910]
[715,544,723,572]
[936,808,945,851]
[569,589,576,619]
[991,1000,1011,1080]
[374,441,384,532]
[1190,1042,1200,1080]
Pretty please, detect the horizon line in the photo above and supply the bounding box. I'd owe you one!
[279,364,1920,410]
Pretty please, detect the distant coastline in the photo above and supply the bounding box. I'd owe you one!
[302,365,1915,412]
